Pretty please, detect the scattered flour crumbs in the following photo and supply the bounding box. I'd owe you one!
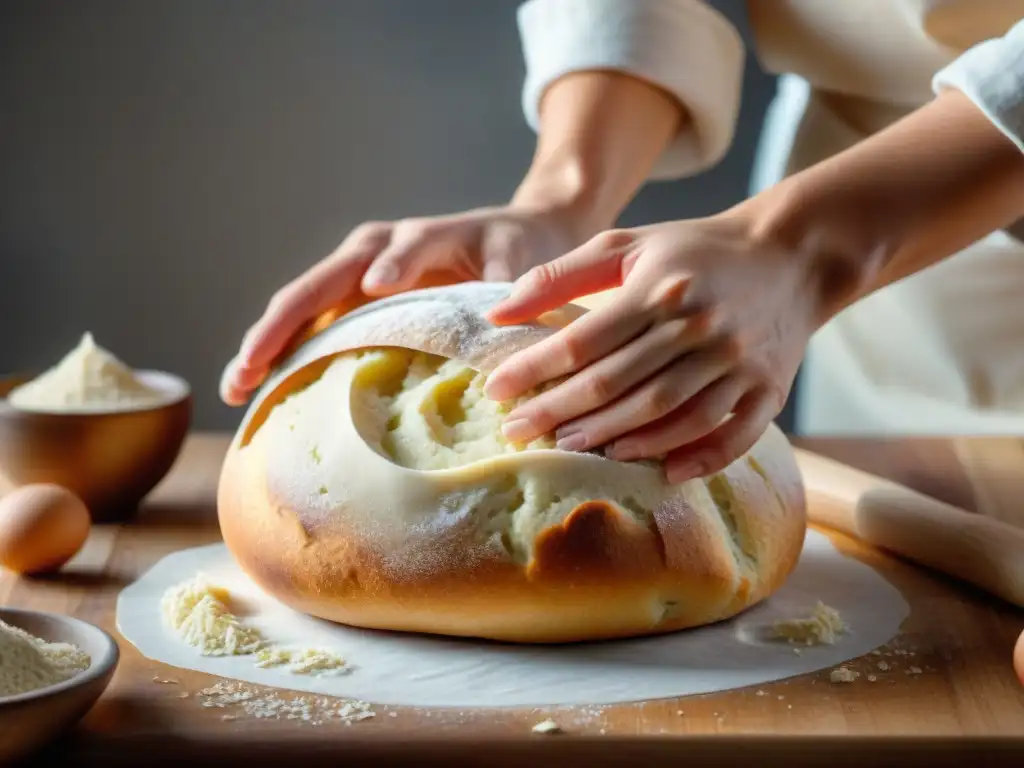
[192,680,374,726]
[156,585,916,726]
[159,575,375,726]
[829,666,861,684]
[770,602,868,686]
[0,619,91,698]
[770,601,847,647]
[531,718,563,735]
[160,575,350,676]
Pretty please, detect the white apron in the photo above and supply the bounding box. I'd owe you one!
[748,15,1024,436]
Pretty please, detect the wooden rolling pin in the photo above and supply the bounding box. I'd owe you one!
[795,448,1024,608]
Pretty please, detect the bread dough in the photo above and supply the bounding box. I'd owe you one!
[218,283,807,643]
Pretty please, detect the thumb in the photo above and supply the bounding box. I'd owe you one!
[486,230,633,325]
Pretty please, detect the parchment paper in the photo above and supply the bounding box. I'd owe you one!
[116,530,908,708]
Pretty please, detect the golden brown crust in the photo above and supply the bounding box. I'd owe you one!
[217,283,807,644]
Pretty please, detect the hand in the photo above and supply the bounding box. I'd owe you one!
[219,204,591,406]
[482,211,830,483]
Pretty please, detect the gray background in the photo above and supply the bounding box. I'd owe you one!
[0,0,787,432]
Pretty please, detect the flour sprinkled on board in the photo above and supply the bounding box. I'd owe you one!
[195,680,374,726]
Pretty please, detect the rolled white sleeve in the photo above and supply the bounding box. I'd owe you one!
[932,18,1024,153]
[516,0,745,180]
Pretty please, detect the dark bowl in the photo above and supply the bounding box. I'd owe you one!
[0,371,192,523]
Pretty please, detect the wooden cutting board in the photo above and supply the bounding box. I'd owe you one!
[2,433,1024,767]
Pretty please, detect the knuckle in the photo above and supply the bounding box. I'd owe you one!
[350,220,389,242]
[658,277,688,310]
[646,381,681,418]
[271,275,327,316]
[762,382,788,413]
[266,287,294,313]
[581,374,616,405]
[557,334,589,369]
[525,263,559,290]
[393,217,427,238]
[409,216,451,242]
[719,331,746,363]
[594,228,632,251]
[529,406,557,433]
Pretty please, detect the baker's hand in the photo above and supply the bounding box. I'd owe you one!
[483,212,828,483]
[220,205,588,406]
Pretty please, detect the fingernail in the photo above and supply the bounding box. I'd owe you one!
[364,263,399,288]
[484,373,512,401]
[501,418,534,443]
[556,433,587,452]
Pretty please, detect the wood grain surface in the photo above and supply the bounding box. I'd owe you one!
[2,433,1024,767]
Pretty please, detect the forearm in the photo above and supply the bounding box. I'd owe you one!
[747,89,1024,322]
[511,70,686,238]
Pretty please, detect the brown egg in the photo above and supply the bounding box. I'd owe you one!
[0,483,91,575]
[1015,629,1024,687]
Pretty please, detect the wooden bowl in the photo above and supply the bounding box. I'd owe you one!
[1015,629,1024,686]
[0,371,192,523]
[0,608,119,764]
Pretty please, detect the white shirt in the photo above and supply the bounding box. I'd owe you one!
[516,0,1024,178]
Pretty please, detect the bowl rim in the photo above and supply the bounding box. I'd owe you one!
[0,607,120,707]
[0,369,191,416]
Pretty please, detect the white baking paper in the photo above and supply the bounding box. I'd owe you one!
[116,530,908,708]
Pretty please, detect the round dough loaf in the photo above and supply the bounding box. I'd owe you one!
[217,283,807,643]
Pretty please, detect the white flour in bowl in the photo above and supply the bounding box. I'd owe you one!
[7,332,166,411]
[0,618,91,698]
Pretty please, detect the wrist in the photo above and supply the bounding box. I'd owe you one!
[732,178,894,326]
[734,89,1024,326]
[510,157,617,242]
[510,70,685,245]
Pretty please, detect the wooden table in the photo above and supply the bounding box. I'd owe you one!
[3,433,1024,767]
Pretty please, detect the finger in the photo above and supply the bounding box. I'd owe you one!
[486,230,635,325]
[219,354,267,405]
[606,372,751,462]
[498,312,718,447]
[219,352,269,404]
[481,257,515,283]
[484,290,649,405]
[241,224,389,372]
[479,221,525,283]
[664,388,779,483]
[361,225,454,296]
[553,332,734,452]
[219,356,247,406]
